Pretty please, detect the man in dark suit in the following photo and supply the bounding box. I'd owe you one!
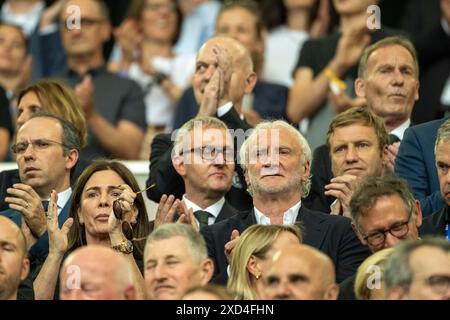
[339,175,423,300]
[305,36,419,213]
[420,119,450,237]
[201,120,370,285]
[396,118,447,216]
[0,113,81,270]
[151,116,240,231]
[146,37,256,211]
[172,81,289,131]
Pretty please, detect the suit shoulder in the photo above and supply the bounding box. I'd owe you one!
[305,207,352,226]
[409,118,445,134]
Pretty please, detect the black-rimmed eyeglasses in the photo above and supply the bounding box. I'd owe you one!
[359,210,413,247]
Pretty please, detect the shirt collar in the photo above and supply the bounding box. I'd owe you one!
[182,195,225,219]
[390,119,411,141]
[254,201,301,225]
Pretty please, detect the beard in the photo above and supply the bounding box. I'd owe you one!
[248,169,304,196]
[0,272,21,300]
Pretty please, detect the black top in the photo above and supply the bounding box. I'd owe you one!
[0,85,13,136]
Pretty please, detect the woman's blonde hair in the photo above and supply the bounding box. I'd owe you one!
[354,248,394,300]
[227,224,301,300]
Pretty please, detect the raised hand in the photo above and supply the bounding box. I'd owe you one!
[213,45,233,105]
[6,183,47,237]
[328,91,367,113]
[325,174,358,217]
[114,19,142,63]
[176,201,198,232]
[154,194,179,229]
[110,184,137,234]
[224,229,240,264]
[384,142,400,172]
[331,20,371,75]
[47,190,73,256]
[75,75,95,119]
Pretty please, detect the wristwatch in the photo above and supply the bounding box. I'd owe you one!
[112,240,133,254]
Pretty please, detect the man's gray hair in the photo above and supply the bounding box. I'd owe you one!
[28,112,82,154]
[239,120,312,197]
[173,116,229,155]
[384,237,450,292]
[145,223,208,264]
[350,175,416,226]
[434,118,450,154]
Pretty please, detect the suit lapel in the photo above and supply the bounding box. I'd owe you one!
[298,206,328,249]
[216,201,238,223]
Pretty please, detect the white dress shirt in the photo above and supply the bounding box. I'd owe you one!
[182,195,225,226]
[390,119,411,141]
[42,187,72,216]
[254,201,302,225]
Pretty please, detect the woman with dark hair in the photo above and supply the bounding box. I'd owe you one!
[33,160,150,300]
[109,0,195,159]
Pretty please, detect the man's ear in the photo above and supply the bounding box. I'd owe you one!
[124,285,137,300]
[199,258,214,285]
[351,222,367,246]
[414,80,420,102]
[244,170,250,188]
[354,78,366,98]
[244,72,257,94]
[66,149,79,171]
[386,286,408,300]
[303,161,311,181]
[324,283,339,300]
[20,258,30,281]
[101,21,112,42]
[413,200,423,228]
[172,155,186,176]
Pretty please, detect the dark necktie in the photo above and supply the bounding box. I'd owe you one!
[388,134,401,145]
[194,210,211,229]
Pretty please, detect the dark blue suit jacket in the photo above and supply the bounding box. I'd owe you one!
[0,199,71,270]
[395,118,446,216]
[201,205,370,284]
[172,81,289,130]
[420,205,449,237]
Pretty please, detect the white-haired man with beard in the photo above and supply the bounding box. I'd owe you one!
[201,120,370,284]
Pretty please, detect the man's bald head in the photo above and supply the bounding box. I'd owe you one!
[198,37,254,74]
[0,217,27,259]
[60,245,136,300]
[262,244,339,300]
[0,216,30,300]
[193,36,257,110]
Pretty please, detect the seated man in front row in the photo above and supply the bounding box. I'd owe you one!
[151,116,241,230]
[201,119,370,284]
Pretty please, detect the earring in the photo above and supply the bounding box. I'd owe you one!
[255,273,261,280]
